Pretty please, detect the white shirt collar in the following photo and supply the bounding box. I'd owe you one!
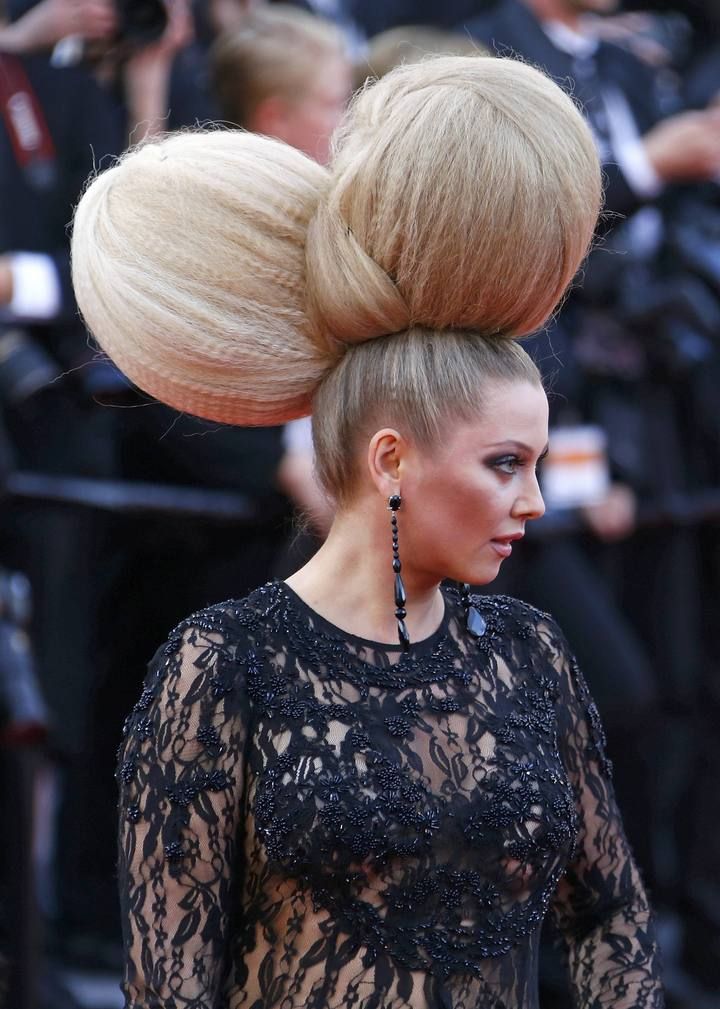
[543,19,599,58]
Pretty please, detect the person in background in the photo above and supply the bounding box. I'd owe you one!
[212,3,353,538]
[212,4,351,190]
[460,0,720,214]
[0,0,119,335]
[0,0,209,975]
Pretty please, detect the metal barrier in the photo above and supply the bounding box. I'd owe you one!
[4,471,263,522]
[5,470,720,532]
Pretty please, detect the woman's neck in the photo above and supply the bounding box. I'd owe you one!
[285,505,445,646]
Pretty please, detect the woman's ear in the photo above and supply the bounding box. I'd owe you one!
[367,428,405,498]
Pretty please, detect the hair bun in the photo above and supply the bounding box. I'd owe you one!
[305,202,411,348]
[307,55,601,345]
[72,130,336,425]
[72,58,602,429]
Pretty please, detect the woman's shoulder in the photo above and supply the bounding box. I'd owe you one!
[465,591,577,703]
[462,588,571,668]
[467,589,559,637]
[150,581,284,665]
[129,584,286,728]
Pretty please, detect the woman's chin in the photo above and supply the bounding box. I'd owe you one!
[462,560,504,588]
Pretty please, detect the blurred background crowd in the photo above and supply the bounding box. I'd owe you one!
[0,0,719,1006]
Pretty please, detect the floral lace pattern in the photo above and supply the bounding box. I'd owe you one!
[117,581,663,1009]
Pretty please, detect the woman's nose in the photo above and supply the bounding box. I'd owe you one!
[512,472,545,521]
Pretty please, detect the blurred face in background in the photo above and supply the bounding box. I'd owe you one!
[271,51,352,165]
[213,8,353,167]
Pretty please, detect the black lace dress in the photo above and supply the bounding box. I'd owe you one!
[117,581,663,1009]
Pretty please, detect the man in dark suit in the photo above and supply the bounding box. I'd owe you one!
[459,0,720,216]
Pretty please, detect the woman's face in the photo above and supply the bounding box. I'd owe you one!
[397,380,548,588]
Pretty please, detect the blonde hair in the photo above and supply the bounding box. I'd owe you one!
[307,56,599,346]
[212,5,345,126]
[313,329,540,502]
[71,55,601,495]
[72,130,331,425]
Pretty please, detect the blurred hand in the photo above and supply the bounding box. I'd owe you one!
[126,0,193,67]
[583,13,673,67]
[0,0,116,54]
[0,257,12,307]
[644,108,720,183]
[123,0,193,141]
[209,0,261,34]
[581,483,637,543]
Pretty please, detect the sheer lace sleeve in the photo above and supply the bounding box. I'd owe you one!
[116,608,248,1009]
[541,618,664,1008]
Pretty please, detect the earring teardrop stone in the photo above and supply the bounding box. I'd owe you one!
[466,605,487,639]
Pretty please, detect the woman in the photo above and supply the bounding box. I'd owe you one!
[71,55,664,1008]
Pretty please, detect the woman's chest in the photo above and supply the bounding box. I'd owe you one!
[243,656,578,890]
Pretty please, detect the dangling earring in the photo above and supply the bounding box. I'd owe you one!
[460,582,486,639]
[388,494,410,651]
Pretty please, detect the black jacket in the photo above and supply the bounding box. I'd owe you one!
[0,54,124,403]
[458,0,665,217]
[0,55,122,320]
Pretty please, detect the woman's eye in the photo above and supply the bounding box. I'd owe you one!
[492,455,522,474]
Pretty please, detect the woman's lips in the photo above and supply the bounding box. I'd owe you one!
[490,534,524,558]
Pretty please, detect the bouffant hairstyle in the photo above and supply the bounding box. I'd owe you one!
[71,56,601,501]
[212,4,345,127]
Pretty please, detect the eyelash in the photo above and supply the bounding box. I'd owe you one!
[489,453,548,475]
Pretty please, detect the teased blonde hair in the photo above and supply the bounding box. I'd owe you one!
[72,130,332,425]
[71,56,601,495]
[307,55,600,346]
[212,4,345,126]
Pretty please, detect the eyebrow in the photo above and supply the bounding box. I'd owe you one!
[486,440,549,457]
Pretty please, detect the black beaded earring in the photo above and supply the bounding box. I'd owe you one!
[460,582,487,639]
[388,494,410,651]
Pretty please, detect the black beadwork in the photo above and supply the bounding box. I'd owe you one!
[461,582,487,639]
[116,581,663,1009]
[389,494,410,651]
